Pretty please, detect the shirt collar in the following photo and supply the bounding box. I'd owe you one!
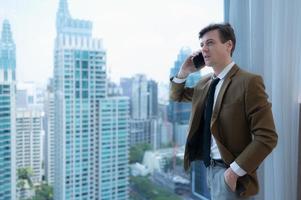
[213,61,235,80]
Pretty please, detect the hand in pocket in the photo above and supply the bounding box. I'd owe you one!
[223,167,238,192]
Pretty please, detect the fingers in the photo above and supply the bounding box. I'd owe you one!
[224,168,237,192]
[191,50,202,57]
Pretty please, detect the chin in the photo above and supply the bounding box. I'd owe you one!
[205,62,212,67]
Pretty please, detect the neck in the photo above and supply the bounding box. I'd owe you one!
[212,58,232,76]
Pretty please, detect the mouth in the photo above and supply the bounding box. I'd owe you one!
[204,55,210,60]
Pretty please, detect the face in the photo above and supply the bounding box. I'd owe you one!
[200,29,232,68]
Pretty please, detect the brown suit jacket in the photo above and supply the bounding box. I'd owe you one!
[169,65,278,197]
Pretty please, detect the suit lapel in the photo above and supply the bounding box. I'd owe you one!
[211,65,239,128]
[187,77,211,140]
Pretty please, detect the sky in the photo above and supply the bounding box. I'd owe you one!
[0,0,223,85]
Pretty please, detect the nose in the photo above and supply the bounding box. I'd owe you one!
[201,44,209,53]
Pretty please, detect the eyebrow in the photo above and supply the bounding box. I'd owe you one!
[200,39,215,45]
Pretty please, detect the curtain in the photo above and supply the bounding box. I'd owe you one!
[224,0,301,199]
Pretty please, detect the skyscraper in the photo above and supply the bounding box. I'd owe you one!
[16,109,43,184]
[147,79,158,118]
[129,119,151,146]
[99,97,129,200]
[126,74,159,148]
[53,0,106,199]
[16,82,45,110]
[120,78,133,98]
[131,74,148,120]
[0,19,16,200]
[53,0,129,199]
[120,76,158,119]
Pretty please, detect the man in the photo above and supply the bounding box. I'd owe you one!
[169,23,278,199]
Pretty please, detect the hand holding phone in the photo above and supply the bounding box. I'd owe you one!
[177,52,204,78]
[192,52,205,69]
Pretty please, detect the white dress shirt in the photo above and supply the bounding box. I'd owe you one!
[173,61,247,176]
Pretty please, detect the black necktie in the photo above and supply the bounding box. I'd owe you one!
[202,77,220,167]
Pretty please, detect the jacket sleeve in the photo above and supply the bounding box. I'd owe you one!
[169,77,194,102]
[235,75,278,173]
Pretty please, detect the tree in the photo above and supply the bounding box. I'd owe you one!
[163,157,184,172]
[160,142,173,149]
[129,143,152,164]
[17,167,34,199]
[30,183,53,200]
[130,176,181,200]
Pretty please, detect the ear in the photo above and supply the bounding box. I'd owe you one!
[226,40,233,53]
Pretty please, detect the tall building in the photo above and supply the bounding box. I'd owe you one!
[147,79,158,118]
[53,0,129,199]
[16,89,27,108]
[16,82,45,110]
[121,76,158,119]
[158,103,173,147]
[54,0,106,199]
[107,80,122,97]
[43,79,55,185]
[120,77,133,115]
[147,80,159,149]
[126,75,159,147]
[129,119,151,146]
[131,74,148,119]
[0,19,16,200]
[120,78,132,98]
[16,109,43,184]
[99,97,129,200]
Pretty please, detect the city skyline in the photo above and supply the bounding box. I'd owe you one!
[0,0,223,85]
[1,0,301,199]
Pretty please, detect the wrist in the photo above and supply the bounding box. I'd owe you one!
[177,72,188,79]
[229,168,239,179]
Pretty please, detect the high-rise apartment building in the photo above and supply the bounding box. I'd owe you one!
[131,74,148,120]
[54,0,106,199]
[0,19,16,200]
[53,0,129,199]
[99,97,129,200]
[147,80,158,118]
[125,74,159,147]
[16,109,43,184]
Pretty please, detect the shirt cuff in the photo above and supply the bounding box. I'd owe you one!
[172,76,186,84]
[230,161,247,177]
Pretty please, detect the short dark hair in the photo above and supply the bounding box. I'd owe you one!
[199,23,236,56]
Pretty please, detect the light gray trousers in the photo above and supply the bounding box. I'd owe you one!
[206,164,252,200]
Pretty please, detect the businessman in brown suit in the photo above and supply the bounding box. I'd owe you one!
[169,23,278,199]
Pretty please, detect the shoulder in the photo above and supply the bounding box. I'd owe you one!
[232,68,267,99]
[234,66,264,85]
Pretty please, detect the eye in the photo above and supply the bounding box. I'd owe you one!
[207,41,213,46]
